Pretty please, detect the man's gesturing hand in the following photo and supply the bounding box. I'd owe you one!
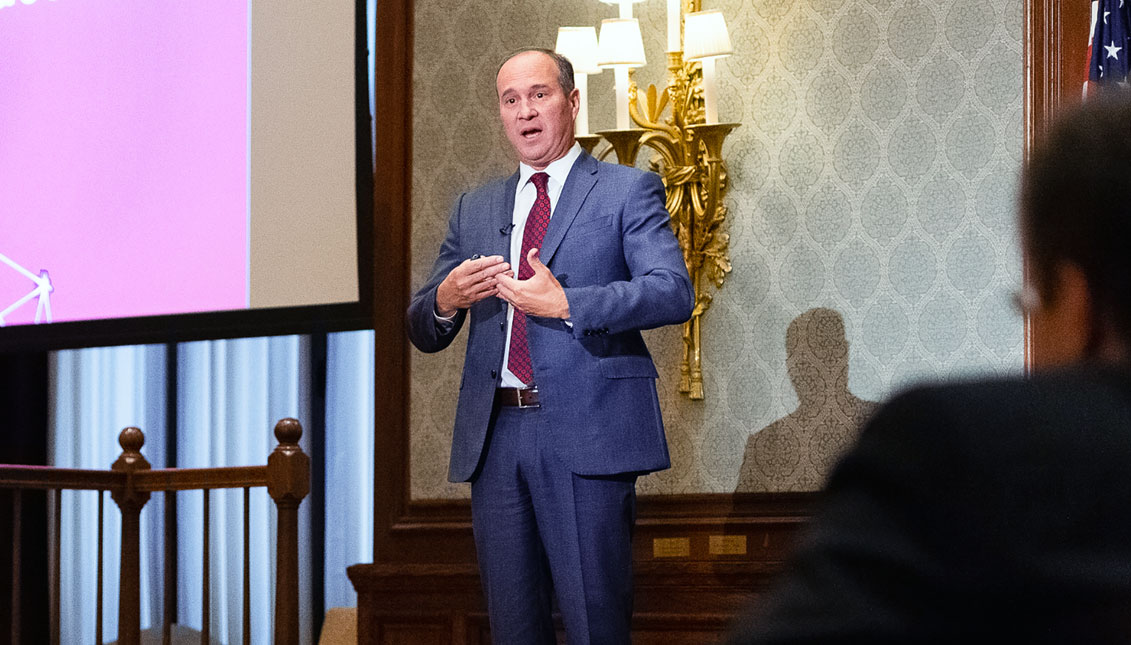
[496,248,570,319]
[436,255,510,317]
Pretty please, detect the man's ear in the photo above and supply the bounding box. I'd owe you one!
[1032,261,1094,367]
[569,87,581,120]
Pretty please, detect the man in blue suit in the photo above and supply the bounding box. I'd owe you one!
[407,48,693,643]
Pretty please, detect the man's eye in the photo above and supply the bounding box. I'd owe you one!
[536,92,545,98]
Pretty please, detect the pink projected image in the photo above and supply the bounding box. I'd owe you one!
[0,0,249,326]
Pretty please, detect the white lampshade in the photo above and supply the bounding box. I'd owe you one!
[556,27,602,75]
[597,18,647,68]
[684,9,733,61]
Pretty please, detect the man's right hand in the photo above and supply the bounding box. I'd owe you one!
[435,255,510,317]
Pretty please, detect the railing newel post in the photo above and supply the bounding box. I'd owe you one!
[110,427,151,645]
[266,418,309,645]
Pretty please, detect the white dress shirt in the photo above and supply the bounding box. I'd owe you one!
[499,143,582,388]
[435,143,583,389]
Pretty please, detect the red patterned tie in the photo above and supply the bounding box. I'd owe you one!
[507,172,551,385]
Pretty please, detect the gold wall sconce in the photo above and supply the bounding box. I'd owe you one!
[557,0,739,400]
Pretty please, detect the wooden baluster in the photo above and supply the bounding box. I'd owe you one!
[97,491,104,645]
[243,486,251,645]
[110,427,151,645]
[163,490,175,645]
[51,488,60,645]
[202,489,210,645]
[11,488,21,645]
[266,419,309,645]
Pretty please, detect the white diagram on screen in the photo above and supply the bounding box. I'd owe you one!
[0,252,53,326]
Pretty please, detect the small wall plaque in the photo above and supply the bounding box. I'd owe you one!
[708,534,747,556]
[652,537,691,558]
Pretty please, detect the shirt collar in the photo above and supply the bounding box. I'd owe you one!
[517,142,583,191]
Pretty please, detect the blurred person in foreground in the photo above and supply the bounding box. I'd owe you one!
[728,95,1131,643]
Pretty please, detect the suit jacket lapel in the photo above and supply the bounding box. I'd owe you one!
[540,151,598,266]
[480,172,518,319]
[490,171,519,259]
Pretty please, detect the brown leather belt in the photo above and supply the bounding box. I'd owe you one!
[495,387,540,408]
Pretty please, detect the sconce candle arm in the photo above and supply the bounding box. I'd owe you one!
[577,0,735,400]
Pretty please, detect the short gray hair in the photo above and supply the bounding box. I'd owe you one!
[496,48,576,95]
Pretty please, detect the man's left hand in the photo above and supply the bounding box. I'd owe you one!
[496,248,570,319]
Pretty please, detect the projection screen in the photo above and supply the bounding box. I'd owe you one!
[0,0,372,350]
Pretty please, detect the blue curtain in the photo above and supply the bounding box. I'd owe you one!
[49,330,376,644]
[175,335,312,644]
[324,330,375,608]
[50,344,168,644]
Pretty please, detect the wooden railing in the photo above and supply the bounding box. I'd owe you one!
[1,418,310,645]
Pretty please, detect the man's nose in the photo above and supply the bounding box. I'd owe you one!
[518,100,537,119]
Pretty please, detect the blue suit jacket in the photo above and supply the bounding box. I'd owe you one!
[407,151,694,482]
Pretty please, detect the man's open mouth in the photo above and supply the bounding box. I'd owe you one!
[521,127,542,138]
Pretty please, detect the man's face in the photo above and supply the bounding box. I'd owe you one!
[496,51,580,170]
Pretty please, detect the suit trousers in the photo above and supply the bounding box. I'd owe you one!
[471,404,637,645]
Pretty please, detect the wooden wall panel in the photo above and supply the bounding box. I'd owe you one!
[1025,0,1093,367]
[350,557,796,644]
[356,0,1080,641]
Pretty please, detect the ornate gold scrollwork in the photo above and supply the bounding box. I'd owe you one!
[588,6,738,400]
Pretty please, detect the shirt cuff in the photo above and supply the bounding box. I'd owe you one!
[433,307,458,330]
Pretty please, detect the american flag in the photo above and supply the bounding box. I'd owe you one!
[1086,0,1131,96]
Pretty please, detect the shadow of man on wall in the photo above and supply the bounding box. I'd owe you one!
[736,308,877,492]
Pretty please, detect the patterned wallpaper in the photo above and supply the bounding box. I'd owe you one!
[408,0,1024,498]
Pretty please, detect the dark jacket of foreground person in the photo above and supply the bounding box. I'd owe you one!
[729,366,1131,643]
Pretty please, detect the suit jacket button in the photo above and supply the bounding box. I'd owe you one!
[490,370,497,379]
[499,321,505,330]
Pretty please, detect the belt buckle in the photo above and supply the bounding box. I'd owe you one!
[517,387,539,409]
